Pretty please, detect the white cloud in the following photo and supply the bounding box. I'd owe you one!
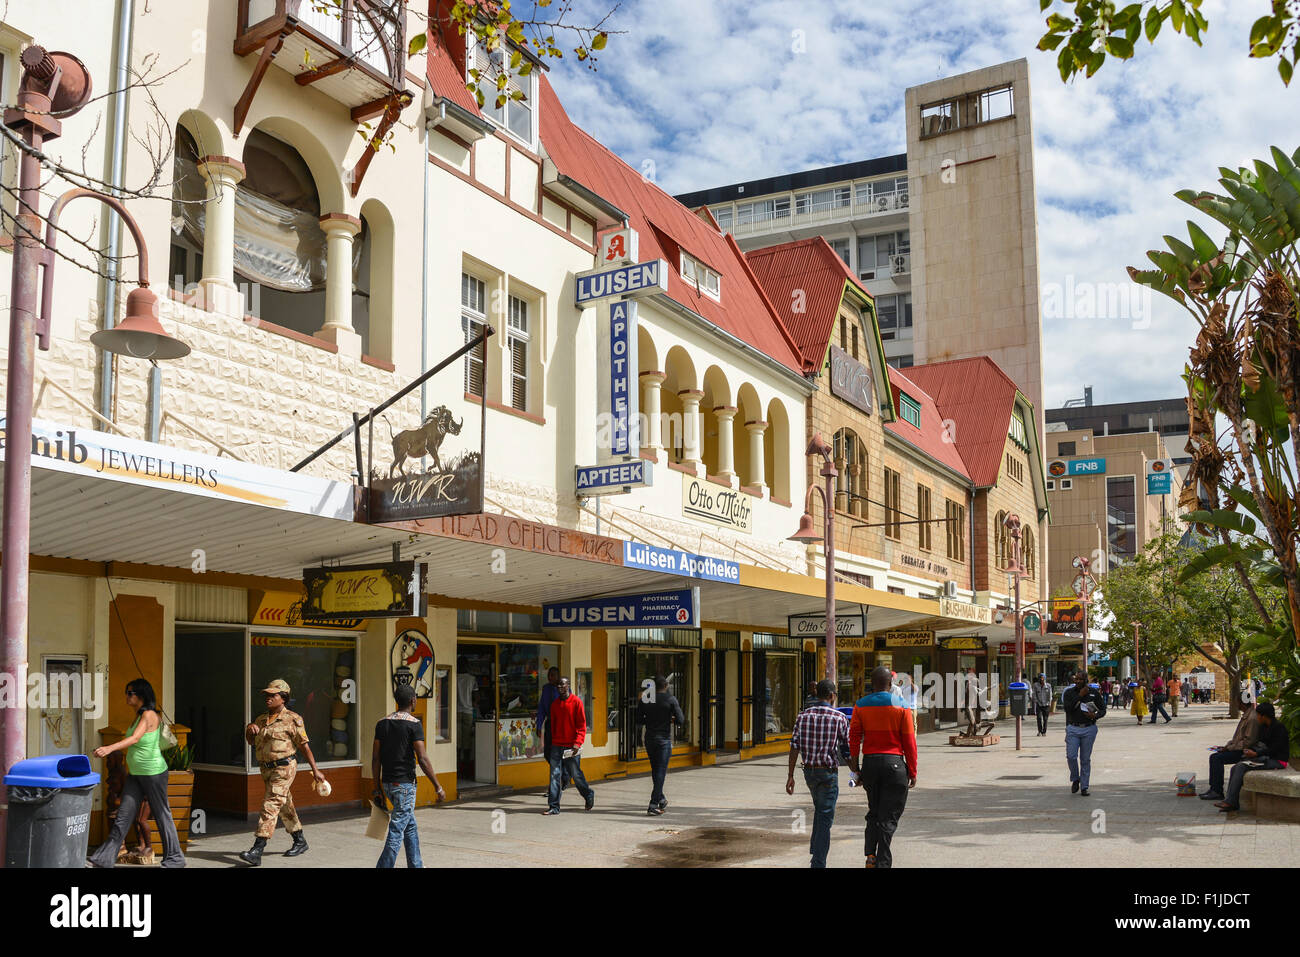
[547,0,1296,407]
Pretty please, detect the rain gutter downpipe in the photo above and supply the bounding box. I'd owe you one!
[101,0,136,428]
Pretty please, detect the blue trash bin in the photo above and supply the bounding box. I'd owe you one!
[4,754,101,868]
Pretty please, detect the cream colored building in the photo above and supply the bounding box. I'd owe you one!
[3,2,1003,836]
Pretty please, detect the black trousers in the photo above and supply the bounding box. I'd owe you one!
[860,753,910,868]
[1035,704,1050,735]
[645,734,671,807]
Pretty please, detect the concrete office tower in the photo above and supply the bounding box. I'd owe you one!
[676,60,1044,422]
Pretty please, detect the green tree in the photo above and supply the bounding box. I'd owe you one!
[1095,531,1282,715]
[1037,1,1300,85]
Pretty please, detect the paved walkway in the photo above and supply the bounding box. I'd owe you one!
[180,703,1299,867]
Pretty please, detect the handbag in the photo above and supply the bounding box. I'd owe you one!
[158,710,178,750]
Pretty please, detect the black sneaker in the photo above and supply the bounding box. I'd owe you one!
[585,792,595,811]
[658,799,668,811]
[1071,780,1080,793]
[541,807,559,815]
[1080,788,1090,796]
[1199,790,1224,801]
[647,806,663,816]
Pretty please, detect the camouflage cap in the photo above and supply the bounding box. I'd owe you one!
[261,678,291,696]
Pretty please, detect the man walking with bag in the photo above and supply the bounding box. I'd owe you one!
[787,679,850,868]
[1062,671,1106,796]
[372,682,445,867]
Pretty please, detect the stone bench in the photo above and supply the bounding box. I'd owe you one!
[1240,768,1300,822]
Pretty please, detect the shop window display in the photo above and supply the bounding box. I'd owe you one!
[251,634,357,762]
[765,655,798,735]
[495,642,557,762]
[176,628,247,768]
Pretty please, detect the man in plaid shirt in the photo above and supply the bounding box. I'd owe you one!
[786,679,850,868]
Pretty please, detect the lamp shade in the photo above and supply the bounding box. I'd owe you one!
[90,287,190,361]
[788,511,823,544]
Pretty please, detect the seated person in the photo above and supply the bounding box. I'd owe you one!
[1217,702,1290,812]
[1199,692,1258,800]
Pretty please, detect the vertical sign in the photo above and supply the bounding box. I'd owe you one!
[604,299,639,458]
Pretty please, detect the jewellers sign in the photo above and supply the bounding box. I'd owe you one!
[302,561,428,622]
[939,597,992,625]
[828,345,874,415]
[2,417,353,519]
[682,475,753,534]
[787,613,866,638]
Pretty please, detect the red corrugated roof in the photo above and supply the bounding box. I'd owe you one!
[885,367,972,481]
[536,76,804,372]
[745,237,872,369]
[901,357,1021,487]
[424,12,480,114]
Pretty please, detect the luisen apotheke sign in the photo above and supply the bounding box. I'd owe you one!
[828,345,874,415]
[682,475,753,533]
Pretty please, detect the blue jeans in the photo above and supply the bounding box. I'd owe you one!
[376,782,421,868]
[547,746,592,809]
[1065,723,1098,789]
[803,767,838,868]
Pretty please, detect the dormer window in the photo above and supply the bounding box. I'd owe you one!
[680,252,721,301]
[468,33,537,148]
[899,392,921,429]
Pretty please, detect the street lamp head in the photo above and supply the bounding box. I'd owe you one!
[788,511,823,544]
[90,287,190,361]
[806,433,831,458]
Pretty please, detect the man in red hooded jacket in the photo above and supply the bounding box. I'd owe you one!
[541,678,595,815]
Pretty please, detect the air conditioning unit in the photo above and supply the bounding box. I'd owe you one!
[895,192,910,209]
[943,579,958,598]
[891,255,909,275]
[875,196,890,211]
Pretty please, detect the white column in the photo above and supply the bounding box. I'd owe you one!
[678,389,704,470]
[317,212,363,358]
[746,419,768,493]
[713,405,738,485]
[196,155,246,316]
[639,371,666,454]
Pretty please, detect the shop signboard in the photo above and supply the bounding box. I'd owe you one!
[251,590,363,630]
[603,299,639,457]
[542,587,700,629]
[835,636,876,651]
[1146,458,1174,495]
[1035,640,1061,654]
[598,227,638,266]
[574,258,669,305]
[1048,598,1085,634]
[623,542,740,583]
[938,635,987,651]
[1047,457,1107,478]
[391,629,435,698]
[368,403,484,524]
[3,417,354,519]
[938,597,993,625]
[999,642,1037,655]
[301,561,428,622]
[576,460,652,496]
[881,630,935,648]
[682,474,754,533]
[828,345,874,415]
[1023,610,1042,633]
[786,613,866,638]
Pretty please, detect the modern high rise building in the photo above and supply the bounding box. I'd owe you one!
[676,59,1044,423]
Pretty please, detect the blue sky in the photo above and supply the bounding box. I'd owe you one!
[542,0,1294,409]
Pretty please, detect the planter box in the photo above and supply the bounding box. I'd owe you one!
[147,770,195,854]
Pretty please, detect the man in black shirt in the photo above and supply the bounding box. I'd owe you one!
[1218,701,1291,812]
[636,675,686,815]
[1061,671,1107,796]
[372,683,445,868]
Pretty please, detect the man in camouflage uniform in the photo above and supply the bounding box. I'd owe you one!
[238,679,326,866]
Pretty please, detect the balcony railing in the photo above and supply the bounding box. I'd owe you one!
[728,190,909,237]
[239,0,406,92]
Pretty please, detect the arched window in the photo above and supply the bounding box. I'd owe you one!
[832,428,868,516]
[764,399,791,503]
[994,511,1008,569]
[169,126,205,293]
[1023,527,1036,580]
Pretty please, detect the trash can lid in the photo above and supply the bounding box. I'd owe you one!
[4,754,101,788]
[1009,682,1029,689]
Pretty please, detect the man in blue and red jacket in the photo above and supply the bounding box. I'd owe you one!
[849,666,918,868]
[541,678,595,815]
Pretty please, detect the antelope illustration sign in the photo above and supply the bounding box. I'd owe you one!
[369,403,483,523]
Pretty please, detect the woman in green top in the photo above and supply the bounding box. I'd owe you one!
[87,679,185,867]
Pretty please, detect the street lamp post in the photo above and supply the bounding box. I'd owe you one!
[1004,514,1025,751]
[2,45,189,860]
[1131,620,1142,680]
[789,434,839,685]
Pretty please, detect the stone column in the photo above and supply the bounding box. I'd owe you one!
[849,463,864,517]
[678,389,704,470]
[713,406,738,485]
[316,212,363,358]
[196,155,246,316]
[834,455,849,512]
[639,371,666,455]
[745,419,768,492]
